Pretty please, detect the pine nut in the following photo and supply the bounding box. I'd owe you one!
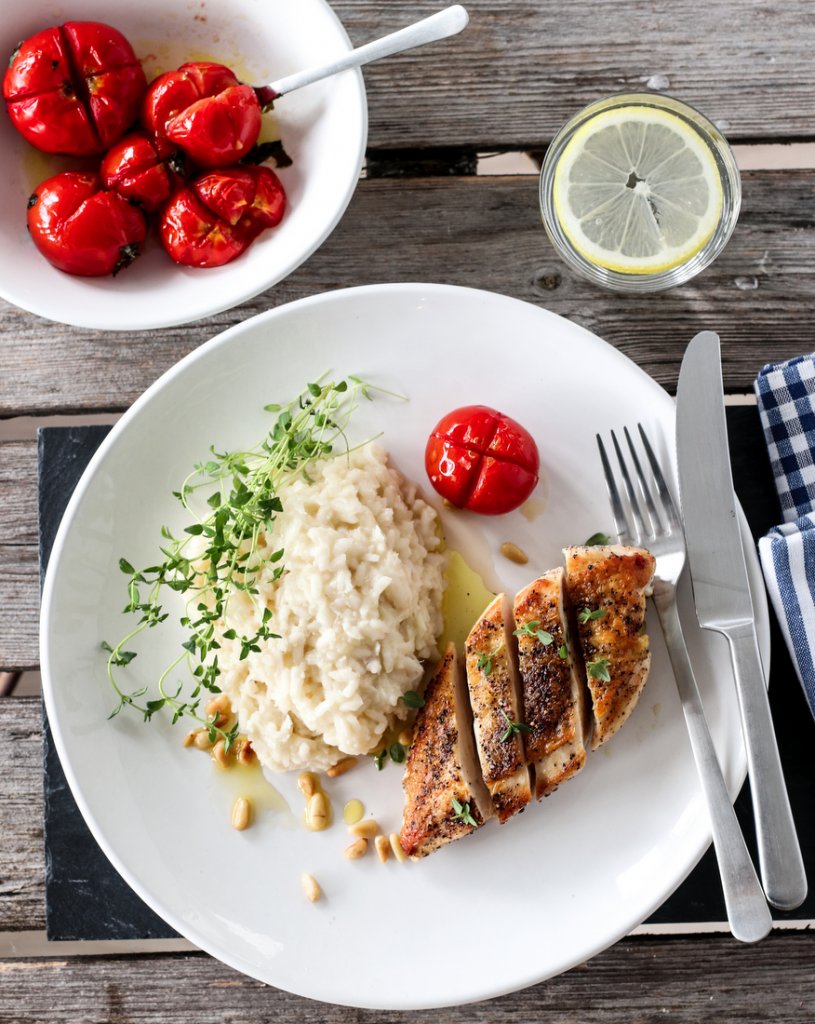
[182,731,196,748]
[389,832,407,863]
[231,796,252,831]
[298,772,318,799]
[206,694,232,726]
[326,756,357,779]
[344,837,368,860]
[305,791,329,832]
[500,541,529,565]
[374,835,390,863]
[193,729,214,750]
[349,819,379,839]
[211,739,230,768]
[235,737,255,766]
[301,873,321,903]
[397,727,413,747]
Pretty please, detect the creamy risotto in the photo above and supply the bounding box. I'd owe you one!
[214,443,445,772]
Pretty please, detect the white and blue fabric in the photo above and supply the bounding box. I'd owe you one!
[755,354,815,718]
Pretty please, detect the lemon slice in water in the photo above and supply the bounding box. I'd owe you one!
[552,105,724,275]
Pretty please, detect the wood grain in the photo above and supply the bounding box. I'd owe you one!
[0,170,812,420]
[0,933,813,1022]
[0,442,39,672]
[334,0,815,148]
[0,697,45,932]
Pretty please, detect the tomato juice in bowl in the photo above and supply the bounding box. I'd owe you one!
[0,0,367,329]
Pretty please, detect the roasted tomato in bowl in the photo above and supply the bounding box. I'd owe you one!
[27,171,147,276]
[101,132,186,213]
[3,21,146,154]
[425,404,540,515]
[142,61,262,168]
[160,165,286,268]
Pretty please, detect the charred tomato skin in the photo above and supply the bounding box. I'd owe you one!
[142,61,261,168]
[425,405,540,515]
[159,165,286,269]
[27,170,147,276]
[3,21,146,155]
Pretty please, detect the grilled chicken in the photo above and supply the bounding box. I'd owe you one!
[564,545,656,749]
[514,569,592,798]
[464,595,532,822]
[399,643,493,858]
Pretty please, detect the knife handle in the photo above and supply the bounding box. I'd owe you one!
[724,625,808,910]
[654,591,772,942]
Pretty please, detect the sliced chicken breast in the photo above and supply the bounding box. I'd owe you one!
[564,544,656,749]
[399,643,493,858]
[514,569,592,798]
[464,594,532,823]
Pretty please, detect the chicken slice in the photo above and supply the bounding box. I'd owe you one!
[399,643,493,858]
[514,568,592,798]
[564,544,656,749]
[464,594,532,823]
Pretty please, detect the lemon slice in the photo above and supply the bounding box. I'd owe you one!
[552,105,723,274]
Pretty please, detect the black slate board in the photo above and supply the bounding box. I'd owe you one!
[38,412,815,941]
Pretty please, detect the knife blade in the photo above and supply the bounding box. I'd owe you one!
[676,330,807,911]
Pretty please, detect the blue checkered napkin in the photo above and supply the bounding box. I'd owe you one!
[755,354,815,522]
[755,354,815,718]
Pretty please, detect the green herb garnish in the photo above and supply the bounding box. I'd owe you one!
[500,709,531,742]
[578,607,606,624]
[584,532,611,546]
[513,620,553,646]
[373,750,387,771]
[103,377,393,743]
[476,650,499,675]
[401,690,425,709]
[558,644,568,660]
[389,742,407,764]
[451,797,478,828]
[587,657,611,682]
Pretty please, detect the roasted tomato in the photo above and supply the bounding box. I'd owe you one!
[101,132,185,212]
[142,61,261,168]
[160,165,286,268]
[27,171,147,276]
[3,21,146,154]
[425,405,540,515]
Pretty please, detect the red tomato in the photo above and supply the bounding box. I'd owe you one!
[425,405,540,515]
[101,132,184,212]
[159,165,286,268]
[3,22,146,154]
[27,171,147,276]
[142,62,261,168]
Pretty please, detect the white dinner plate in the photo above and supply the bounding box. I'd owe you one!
[41,283,769,1009]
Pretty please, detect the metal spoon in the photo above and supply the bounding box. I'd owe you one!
[253,5,469,106]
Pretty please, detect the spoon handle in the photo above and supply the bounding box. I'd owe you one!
[259,5,469,101]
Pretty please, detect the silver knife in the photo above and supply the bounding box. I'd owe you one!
[676,331,807,911]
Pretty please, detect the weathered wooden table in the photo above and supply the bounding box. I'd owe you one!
[2,2,815,1020]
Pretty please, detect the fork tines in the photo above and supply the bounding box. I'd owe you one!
[596,425,680,546]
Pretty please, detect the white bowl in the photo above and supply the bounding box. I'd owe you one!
[0,0,366,329]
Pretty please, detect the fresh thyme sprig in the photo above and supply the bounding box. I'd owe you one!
[102,376,391,743]
[578,607,606,624]
[513,620,553,646]
[499,709,530,742]
[587,657,611,682]
[451,797,478,828]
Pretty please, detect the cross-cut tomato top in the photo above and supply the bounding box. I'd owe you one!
[425,405,540,515]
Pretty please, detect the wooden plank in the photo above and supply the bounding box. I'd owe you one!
[335,0,815,148]
[0,169,812,420]
[0,697,45,932]
[0,934,813,1021]
[0,443,39,672]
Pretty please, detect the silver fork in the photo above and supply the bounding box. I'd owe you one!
[597,424,771,943]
